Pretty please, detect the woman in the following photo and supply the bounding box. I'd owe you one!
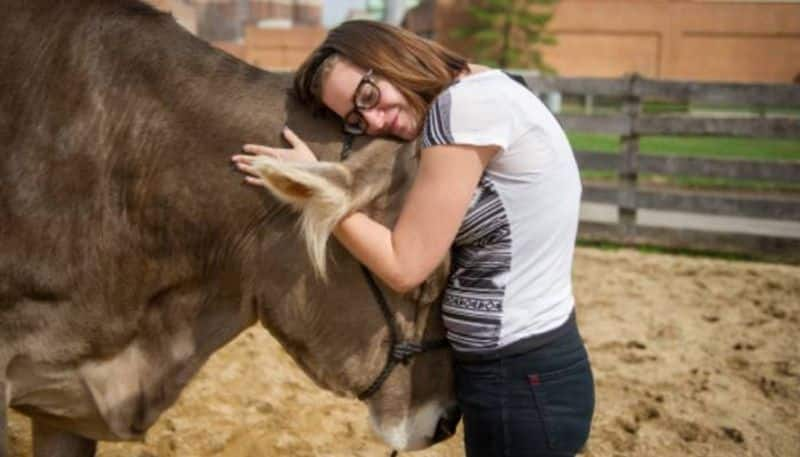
[232,20,594,457]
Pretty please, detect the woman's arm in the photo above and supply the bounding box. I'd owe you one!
[334,143,496,292]
[233,127,497,292]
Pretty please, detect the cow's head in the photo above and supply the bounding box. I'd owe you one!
[245,136,458,451]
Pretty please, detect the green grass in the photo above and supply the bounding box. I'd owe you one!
[571,132,800,191]
[580,170,800,193]
[567,132,800,161]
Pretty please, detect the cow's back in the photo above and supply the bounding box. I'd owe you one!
[4,1,197,358]
[0,0,292,357]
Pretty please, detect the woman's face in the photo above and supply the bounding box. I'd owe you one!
[321,59,421,141]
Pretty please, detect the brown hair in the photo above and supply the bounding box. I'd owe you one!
[293,20,469,123]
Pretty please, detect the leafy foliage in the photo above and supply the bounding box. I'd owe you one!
[452,0,558,71]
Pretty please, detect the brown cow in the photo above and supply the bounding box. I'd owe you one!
[0,1,458,456]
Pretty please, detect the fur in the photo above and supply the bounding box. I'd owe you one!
[250,157,354,278]
[0,0,456,454]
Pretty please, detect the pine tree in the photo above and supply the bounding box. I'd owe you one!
[453,0,558,71]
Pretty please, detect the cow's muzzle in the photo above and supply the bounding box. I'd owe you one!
[432,404,461,443]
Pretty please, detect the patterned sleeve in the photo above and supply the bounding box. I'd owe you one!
[420,85,514,151]
[421,91,455,149]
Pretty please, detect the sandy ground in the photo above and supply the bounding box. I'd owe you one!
[8,247,800,457]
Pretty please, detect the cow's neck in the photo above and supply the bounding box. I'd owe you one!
[4,1,396,441]
[117,9,345,161]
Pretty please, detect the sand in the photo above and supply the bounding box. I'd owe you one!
[7,247,800,457]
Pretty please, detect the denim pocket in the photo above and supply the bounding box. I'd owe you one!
[528,357,595,453]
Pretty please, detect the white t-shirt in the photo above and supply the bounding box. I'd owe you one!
[421,70,582,357]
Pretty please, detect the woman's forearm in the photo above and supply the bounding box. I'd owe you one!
[330,145,494,293]
[333,212,423,293]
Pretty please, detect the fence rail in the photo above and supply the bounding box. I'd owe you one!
[515,73,800,262]
[520,74,800,106]
[581,183,800,221]
[557,115,799,139]
[575,151,800,183]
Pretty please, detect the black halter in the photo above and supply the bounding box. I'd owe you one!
[355,265,449,400]
[339,135,449,402]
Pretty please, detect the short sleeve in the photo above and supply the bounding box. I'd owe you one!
[421,82,514,151]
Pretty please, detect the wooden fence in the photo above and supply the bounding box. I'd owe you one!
[517,73,800,262]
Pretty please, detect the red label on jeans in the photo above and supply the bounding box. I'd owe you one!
[528,374,540,385]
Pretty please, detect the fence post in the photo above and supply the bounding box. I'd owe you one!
[618,74,641,242]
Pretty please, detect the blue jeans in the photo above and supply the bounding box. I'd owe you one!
[454,321,595,457]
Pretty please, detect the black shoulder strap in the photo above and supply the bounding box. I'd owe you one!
[503,71,529,89]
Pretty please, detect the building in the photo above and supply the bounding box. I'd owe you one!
[146,0,325,70]
[147,0,322,41]
[401,0,434,39]
[412,0,800,83]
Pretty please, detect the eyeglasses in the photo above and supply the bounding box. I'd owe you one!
[343,69,381,135]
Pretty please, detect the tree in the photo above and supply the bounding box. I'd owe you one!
[453,0,558,71]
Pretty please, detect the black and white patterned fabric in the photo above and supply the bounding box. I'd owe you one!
[422,83,512,352]
[442,176,511,351]
[420,70,582,357]
[421,90,454,149]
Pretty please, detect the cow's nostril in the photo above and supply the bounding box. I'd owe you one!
[432,405,462,443]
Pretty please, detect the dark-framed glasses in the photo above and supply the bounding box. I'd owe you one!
[343,69,381,135]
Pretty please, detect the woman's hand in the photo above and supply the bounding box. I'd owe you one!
[232,126,318,187]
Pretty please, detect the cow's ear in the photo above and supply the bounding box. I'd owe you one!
[249,156,352,209]
[250,156,354,279]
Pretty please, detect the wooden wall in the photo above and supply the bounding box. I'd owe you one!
[435,0,800,83]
